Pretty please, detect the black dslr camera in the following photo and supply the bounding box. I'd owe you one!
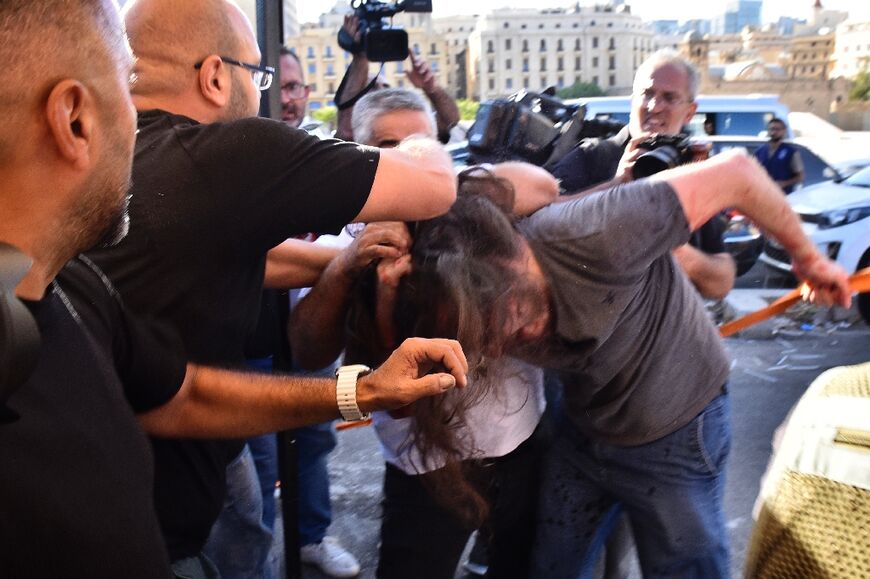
[338,0,433,62]
[632,133,694,179]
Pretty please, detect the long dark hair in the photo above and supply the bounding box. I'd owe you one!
[344,171,531,528]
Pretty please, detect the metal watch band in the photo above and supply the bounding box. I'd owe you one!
[335,364,372,421]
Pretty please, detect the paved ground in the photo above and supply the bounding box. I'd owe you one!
[275,265,869,579]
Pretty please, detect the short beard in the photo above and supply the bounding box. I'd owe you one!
[224,70,258,122]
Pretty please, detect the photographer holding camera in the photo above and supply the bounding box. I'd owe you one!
[334,4,459,144]
[552,49,736,301]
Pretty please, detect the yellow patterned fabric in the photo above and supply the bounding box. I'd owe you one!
[745,362,870,578]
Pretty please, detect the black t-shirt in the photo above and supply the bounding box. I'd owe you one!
[0,257,184,578]
[86,110,379,558]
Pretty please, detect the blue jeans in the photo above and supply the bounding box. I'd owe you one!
[294,421,338,545]
[203,446,273,579]
[532,392,731,579]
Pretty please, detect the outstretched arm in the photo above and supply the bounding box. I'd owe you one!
[334,16,371,141]
[652,150,850,307]
[354,136,456,223]
[263,239,340,289]
[138,337,467,438]
[406,50,459,143]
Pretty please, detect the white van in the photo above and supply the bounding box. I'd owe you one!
[565,94,792,138]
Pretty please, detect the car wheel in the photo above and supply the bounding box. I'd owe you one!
[859,251,870,326]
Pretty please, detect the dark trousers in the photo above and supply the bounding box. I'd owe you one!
[376,421,550,579]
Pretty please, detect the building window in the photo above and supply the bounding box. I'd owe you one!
[538,23,544,29]
[592,56,599,68]
[557,39,564,52]
[523,77,530,88]
[506,78,513,89]
[488,59,494,73]
[593,75,599,86]
[609,37,615,50]
[609,74,616,86]
[328,82,335,93]
[309,82,317,92]
[540,57,547,71]
[575,38,581,51]
[308,63,316,75]
[413,43,421,55]
[575,56,581,70]
[521,24,527,29]
[506,38,512,50]
[557,56,564,71]
[325,46,333,58]
[558,76,564,87]
[430,43,438,55]
[523,57,529,72]
[592,37,599,49]
[326,63,334,76]
[431,61,438,72]
[522,39,529,52]
[608,55,615,70]
[573,22,579,28]
[503,21,509,28]
[307,46,315,58]
[489,78,495,90]
[487,40,494,54]
[540,39,547,51]
[541,76,547,87]
[506,58,512,70]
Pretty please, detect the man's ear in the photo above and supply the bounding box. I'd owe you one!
[196,55,231,108]
[683,100,699,127]
[45,80,94,169]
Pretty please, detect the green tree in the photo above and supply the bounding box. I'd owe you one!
[849,70,870,102]
[456,99,480,121]
[556,81,606,100]
[312,106,337,127]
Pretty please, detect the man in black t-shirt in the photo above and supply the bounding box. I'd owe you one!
[0,3,468,576]
[85,0,461,570]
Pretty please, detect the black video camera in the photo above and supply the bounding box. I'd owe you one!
[467,90,583,165]
[632,133,694,179]
[338,0,433,62]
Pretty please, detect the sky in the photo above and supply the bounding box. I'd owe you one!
[297,0,868,26]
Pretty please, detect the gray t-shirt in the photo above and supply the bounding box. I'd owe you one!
[517,180,730,446]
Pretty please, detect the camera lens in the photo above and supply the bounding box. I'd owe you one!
[632,146,681,179]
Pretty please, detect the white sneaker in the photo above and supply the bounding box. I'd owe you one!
[300,536,361,578]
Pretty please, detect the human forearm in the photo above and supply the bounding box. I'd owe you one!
[356,136,456,222]
[777,171,804,190]
[490,162,559,215]
[672,245,736,300]
[425,85,459,139]
[654,150,851,306]
[138,338,469,438]
[263,239,340,289]
[334,55,371,141]
[289,256,357,370]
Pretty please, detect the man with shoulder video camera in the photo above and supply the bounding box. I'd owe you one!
[552,49,736,301]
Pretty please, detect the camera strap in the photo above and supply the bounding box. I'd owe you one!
[335,63,384,112]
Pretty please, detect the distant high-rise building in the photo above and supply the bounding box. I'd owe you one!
[713,0,762,35]
[283,0,299,41]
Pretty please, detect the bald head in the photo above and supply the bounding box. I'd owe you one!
[124,0,255,100]
[0,0,128,162]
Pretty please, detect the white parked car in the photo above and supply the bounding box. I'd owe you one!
[760,166,870,324]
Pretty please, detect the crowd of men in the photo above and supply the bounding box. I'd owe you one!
[0,1,853,579]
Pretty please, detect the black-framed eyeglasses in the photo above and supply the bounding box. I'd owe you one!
[194,56,275,91]
[280,81,310,99]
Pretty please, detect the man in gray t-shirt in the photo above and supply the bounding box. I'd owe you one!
[402,151,851,578]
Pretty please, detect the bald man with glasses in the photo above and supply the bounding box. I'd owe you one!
[85,0,459,575]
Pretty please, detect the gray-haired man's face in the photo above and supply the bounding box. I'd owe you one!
[364,109,434,148]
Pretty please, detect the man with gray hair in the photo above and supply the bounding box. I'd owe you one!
[352,87,435,149]
[552,48,735,300]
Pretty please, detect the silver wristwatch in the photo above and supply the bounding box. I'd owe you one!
[334,364,372,421]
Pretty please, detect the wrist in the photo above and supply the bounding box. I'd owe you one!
[335,364,372,420]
